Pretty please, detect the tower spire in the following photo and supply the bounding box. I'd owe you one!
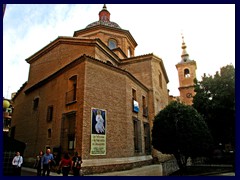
[181,33,190,62]
[103,4,107,10]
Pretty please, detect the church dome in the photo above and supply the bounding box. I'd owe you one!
[86,20,121,29]
[86,4,121,29]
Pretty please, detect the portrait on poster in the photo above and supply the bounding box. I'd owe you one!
[91,108,106,135]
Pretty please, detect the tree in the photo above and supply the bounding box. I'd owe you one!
[152,101,213,170]
[193,64,235,147]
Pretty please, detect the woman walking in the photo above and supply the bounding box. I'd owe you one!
[33,150,43,176]
[58,152,72,176]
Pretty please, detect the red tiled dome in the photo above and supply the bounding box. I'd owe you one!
[86,4,121,29]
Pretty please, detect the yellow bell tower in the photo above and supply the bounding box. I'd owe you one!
[176,35,197,105]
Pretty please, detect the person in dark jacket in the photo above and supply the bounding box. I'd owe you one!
[72,152,83,176]
[33,150,43,176]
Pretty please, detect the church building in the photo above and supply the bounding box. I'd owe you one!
[11,5,170,174]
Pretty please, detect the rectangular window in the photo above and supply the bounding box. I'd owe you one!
[132,89,137,100]
[47,106,54,122]
[47,128,52,138]
[159,72,162,89]
[66,75,77,104]
[142,96,148,117]
[133,118,142,153]
[33,98,39,110]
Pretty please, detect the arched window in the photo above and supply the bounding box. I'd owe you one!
[108,39,117,49]
[184,68,190,78]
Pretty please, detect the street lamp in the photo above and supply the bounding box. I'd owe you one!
[3,99,10,109]
[3,99,12,134]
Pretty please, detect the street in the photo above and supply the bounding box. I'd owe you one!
[20,166,235,176]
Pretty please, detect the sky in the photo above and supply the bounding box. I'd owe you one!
[3,4,235,99]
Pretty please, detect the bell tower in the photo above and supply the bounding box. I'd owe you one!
[176,35,197,105]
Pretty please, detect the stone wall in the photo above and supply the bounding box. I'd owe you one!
[160,158,179,176]
[81,155,153,175]
[152,149,179,176]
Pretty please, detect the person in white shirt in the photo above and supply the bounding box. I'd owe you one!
[12,151,23,176]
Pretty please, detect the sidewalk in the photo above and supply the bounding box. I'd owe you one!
[22,167,72,176]
[22,164,235,176]
[22,165,162,176]
[87,164,162,176]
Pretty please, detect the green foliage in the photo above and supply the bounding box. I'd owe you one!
[152,101,213,162]
[193,64,235,146]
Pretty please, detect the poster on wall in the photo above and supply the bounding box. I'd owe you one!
[90,108,107,155]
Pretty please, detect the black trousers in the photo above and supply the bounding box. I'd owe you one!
[72,167,80,176]
[37,167,42,176]
[42,164,50,176]
[13,166,21,176]
[62,166,70,176]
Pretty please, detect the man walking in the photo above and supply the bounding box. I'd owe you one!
[41,149,54,176]
[12,151,23,176]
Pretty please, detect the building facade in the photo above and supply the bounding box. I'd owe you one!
[11,5,170,173]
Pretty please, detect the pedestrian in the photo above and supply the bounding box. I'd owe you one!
[72,152,83,176]
[33,150,43,176]
[12,151,23,176]
[58,152,72,176]
[41,148,54,176]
